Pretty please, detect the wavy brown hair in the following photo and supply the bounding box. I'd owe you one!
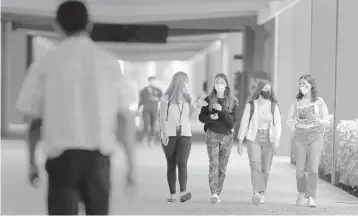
[296,74,318,102]
[208,73,237,111]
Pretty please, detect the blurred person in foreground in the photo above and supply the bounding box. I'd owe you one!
[158,72,208,203]
[137,76,163,146]
[16,1,136,215]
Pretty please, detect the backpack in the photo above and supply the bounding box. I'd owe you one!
[247,101,276,129]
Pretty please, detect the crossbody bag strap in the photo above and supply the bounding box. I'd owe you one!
[166,100,170,121]
[271,101,276,126]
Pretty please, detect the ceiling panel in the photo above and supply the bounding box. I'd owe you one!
[113,51,198,61]
[1,0,275,23]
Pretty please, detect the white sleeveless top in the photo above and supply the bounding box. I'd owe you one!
[257,102,273,130]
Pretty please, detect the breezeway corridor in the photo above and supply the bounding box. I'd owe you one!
[1,140,357,215]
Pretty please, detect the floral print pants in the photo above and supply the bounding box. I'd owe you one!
[205,130,233,195]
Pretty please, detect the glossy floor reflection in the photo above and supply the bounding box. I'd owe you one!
[1,140,358,215]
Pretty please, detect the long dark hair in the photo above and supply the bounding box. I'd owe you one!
[296,74,318,102]
[248,79,278,105]
[208,73,237,111]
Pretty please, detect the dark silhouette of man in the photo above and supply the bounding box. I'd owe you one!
[137,76,163,146]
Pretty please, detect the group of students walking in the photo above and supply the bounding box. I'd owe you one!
[15,1,329,214]
[158,72,329,208]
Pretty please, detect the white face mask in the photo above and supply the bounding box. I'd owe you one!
[183,83,189,93]
[215,84,226,93]
[299,86,310,95]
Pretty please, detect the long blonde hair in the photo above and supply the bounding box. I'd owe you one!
[164,71,191,104]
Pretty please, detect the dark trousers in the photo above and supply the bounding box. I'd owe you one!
[162,136,192,194]
[142,109,158,139]
[45,150,110,215]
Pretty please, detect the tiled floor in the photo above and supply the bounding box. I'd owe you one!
[1,140,357,215]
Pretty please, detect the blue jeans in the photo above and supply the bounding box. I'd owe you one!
[293,126,324,198]
[246,129,274,193]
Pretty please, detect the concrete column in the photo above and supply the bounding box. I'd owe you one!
[9,30,28,126]
[243,27,255,73]
[221,32,244,96]
[263,20,276,89]
[275,8,294,156]
[1,24,28,137]
[190,55,207,97]
[243,26,271,75]
[1,22,12,136]
[206,46,222,91]
[253,25,265,73]
[273,0,313,156]
[310,0,337,114]
[292,0,312,81]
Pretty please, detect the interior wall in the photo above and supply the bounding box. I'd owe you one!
[189,32,243,99]
[275,8,294,156]
[223,32,243,92]
[190,56,207,98]
[263,19,275,84]
[205,48,223,91]
[335,0,358,121]
[253,26,265,73]
[243,27,255,73]
[292,0,312,81]
[6,30,28,126]
[310,0,337,113]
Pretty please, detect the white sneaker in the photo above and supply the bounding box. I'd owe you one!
[296,193,306,206]
[259,192,265,204]
[167,194,176,202]
[307,197,316,207]
[252,192,261,205]
[210,193,221,204]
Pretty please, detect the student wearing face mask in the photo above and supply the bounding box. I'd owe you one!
[237,80,281,205]
[158,72,208,203]
[199,73,238,204]
[287,74,329,208]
